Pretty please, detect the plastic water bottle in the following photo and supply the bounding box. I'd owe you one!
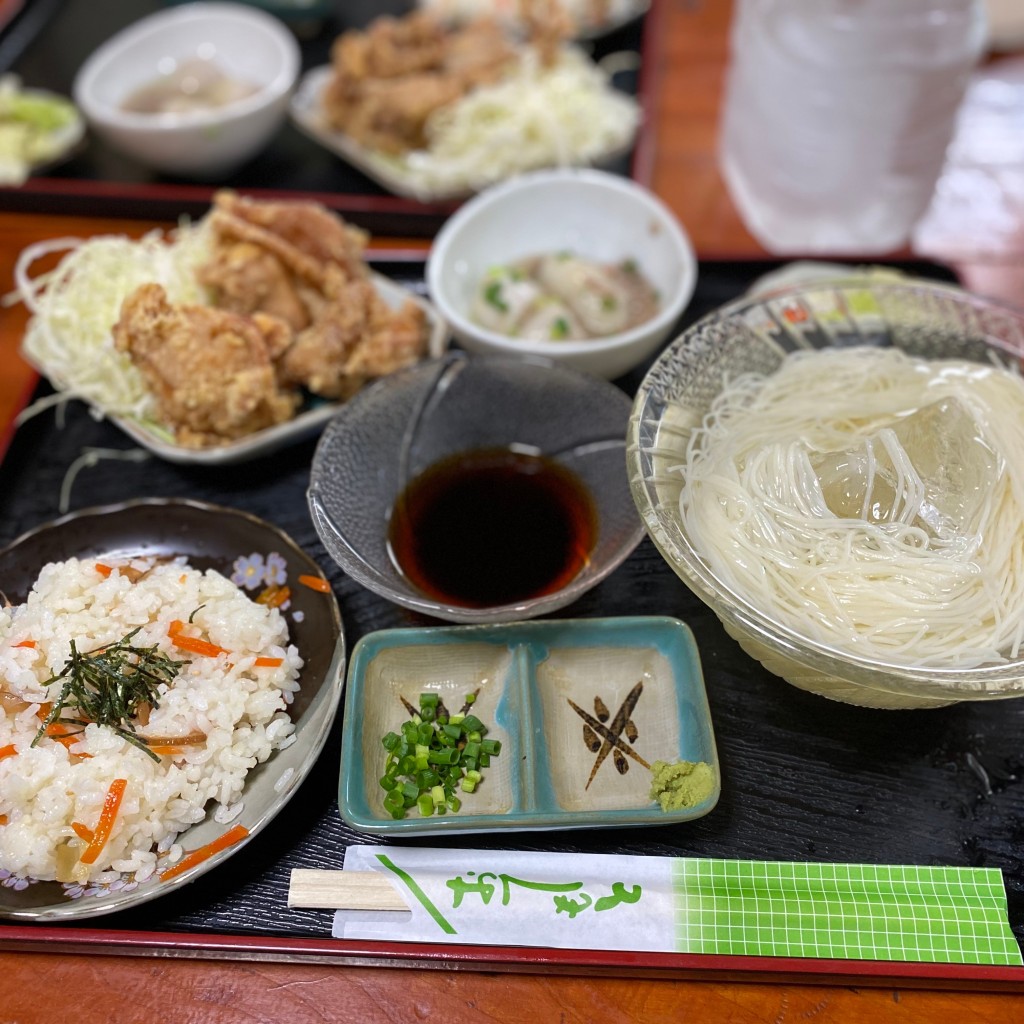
[720,0,987,254]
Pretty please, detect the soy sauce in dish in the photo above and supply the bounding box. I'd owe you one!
[388,447,597,608]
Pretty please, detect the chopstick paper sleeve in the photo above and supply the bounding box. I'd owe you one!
[292,847,1023,965]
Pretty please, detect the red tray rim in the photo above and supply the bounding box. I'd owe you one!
[2,922,1023,990]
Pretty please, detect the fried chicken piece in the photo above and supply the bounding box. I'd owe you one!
[197,240,311,332]
[321,14,518,151]
[442,17,521,84]
[279,277,429,400]
[112,283,299,448]
[331,12,448,84]
[519,0,573,65]
[209,191,369,284]
[197,190,370,299]
[334,73,467,155]
[197,191,370,332]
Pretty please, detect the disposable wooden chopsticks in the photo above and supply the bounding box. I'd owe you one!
[288,869,408,911]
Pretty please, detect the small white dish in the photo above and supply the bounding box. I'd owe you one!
[73,2,300,178]
[426,168,698,379]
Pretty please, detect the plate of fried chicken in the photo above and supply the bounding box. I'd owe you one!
[289,10,640,204]
[16,191,448,464]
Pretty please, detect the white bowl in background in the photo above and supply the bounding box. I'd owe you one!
[73,2,299,178]
[426,168,698,380]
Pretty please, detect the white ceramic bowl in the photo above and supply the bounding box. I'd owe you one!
[73,2,299,178]
[426,169,698,380]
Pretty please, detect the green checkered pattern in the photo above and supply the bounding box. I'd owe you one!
[672,858,1022,965]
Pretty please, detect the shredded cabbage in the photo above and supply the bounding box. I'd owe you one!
[399,46,640,195]
[16,223,213,423]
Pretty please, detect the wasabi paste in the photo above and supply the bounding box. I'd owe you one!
[649,759,715,812]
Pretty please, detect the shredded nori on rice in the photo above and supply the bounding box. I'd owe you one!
[32,625,185,762]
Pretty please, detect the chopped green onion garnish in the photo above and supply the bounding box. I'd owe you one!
[384,789,405,818]
[484,280,508,312]
[378,694,502,819]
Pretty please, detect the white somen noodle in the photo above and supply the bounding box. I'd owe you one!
[676,347,1024,669]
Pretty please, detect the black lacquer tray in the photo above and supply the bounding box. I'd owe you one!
[3,258,1024,989]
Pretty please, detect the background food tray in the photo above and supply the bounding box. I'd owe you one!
[0,0,651,233]
[3,258,1024,988]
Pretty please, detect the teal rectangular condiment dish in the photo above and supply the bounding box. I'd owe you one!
[339,616,720,835]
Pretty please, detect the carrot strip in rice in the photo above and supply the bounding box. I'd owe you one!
[170,633,228,658]
[79,777,127,865]
[160,823,249,881]
[71,821,94,842]
[46,722,82,738]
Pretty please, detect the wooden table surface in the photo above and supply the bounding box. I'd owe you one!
[3,2,1024,1020]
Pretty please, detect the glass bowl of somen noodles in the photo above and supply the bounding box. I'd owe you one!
[627,278,1024,709]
